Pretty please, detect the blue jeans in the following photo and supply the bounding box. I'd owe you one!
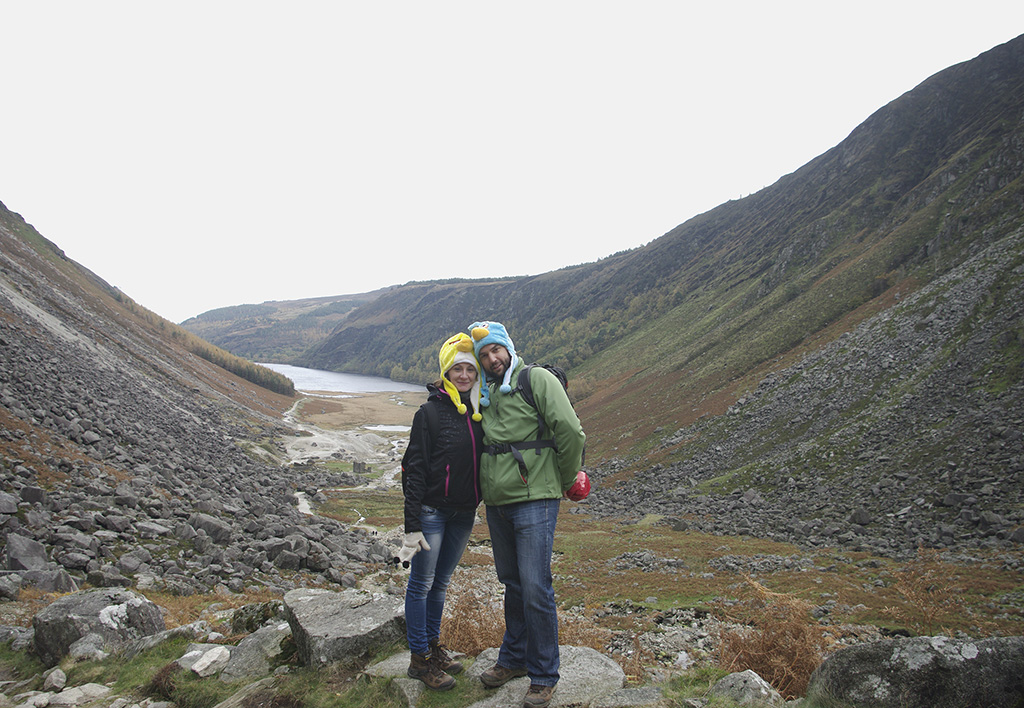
[405,505,476,656]
[486,498,560,687]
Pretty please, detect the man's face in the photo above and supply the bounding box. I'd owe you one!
[478,343,511,379]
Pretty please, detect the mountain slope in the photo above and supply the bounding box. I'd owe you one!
[180,290,389,363]
[289,34,1024,460]
[1,201,387,597]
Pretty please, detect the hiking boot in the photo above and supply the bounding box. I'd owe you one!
[407,652,455,691]
[428,638,464,675]
[480,663,528,688]
[523,683,556,708]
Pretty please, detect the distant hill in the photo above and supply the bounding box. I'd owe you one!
[180,290,389,363]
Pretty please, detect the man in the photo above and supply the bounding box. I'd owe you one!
[469,320,587,708]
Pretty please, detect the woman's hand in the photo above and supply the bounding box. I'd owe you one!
[397,531,431,564]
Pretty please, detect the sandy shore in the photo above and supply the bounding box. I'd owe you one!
[281,390,423,480]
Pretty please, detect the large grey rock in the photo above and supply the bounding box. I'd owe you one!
[20,568,79,593]
[282,588,404,668]
[0,491,19,514]
[0,573,21,600]
[32,588,166,666]
[461,646,626,708]
[808,635,1024,708]
[4,533,49,571]
[46,682,111,706]
[188,513,233,543]
[220,621,292,681]
[709,669,783,705]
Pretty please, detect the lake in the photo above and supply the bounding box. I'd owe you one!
[259,363,423,394]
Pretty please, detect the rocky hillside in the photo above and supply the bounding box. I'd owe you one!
[232,33,1024,465]
[588,225,1024,558]
[0,204,389,603]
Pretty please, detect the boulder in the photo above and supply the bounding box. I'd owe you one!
[188,513,233,543]
[709,669,783,705]
[32,588,166,666]
[220,621,292,681]
[0,491,20,514]
[461,646,626,708]
[807,635,1024,708]
[282,588,404,668]
[5,533,49,571]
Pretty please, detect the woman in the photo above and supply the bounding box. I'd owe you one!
[398,332,484,690]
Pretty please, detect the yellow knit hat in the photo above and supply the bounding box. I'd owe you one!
[438,333,483,421]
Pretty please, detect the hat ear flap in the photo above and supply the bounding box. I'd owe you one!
[442,375,468,414]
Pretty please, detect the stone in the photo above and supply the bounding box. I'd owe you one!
[220,622,292,681]
[709,669,783,705]
[32,588,165,666]
[807,635,1024,708]
[42,668,66,692]
[464,646,626,707]
[5,534,49,571]
[191,645,231,677]
[282,588,404,668]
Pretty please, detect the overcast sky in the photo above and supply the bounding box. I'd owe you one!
[2,3,1022,323]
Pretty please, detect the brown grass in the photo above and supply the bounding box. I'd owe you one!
[439,584,657,682]
[881,547,970,636]
[715,579,827,699]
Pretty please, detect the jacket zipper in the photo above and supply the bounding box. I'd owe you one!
[467,412,481,504]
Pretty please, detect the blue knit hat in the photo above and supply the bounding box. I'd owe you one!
[469,321,519,396]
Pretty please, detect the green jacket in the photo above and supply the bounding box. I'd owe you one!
[480,360,586,506]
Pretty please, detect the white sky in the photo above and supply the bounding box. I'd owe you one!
[2,3,1022,323]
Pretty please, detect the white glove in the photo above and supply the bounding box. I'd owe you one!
[397,532,431,564]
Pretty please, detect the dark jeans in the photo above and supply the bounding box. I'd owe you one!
[486,498,560,686]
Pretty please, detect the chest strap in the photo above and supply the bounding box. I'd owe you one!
[484,439,558,482]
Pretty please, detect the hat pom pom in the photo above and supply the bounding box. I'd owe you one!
[456,402,467,414]
[472,412,482,421]
[499,383,512,394]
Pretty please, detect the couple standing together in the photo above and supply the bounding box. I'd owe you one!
[399,320,588,708]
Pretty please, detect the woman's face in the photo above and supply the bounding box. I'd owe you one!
[446,362,478,393]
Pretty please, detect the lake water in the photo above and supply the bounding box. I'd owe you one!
[260,363,423,394]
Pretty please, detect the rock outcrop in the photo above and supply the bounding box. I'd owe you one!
[807,635,1024,708]
[31,588,165,666]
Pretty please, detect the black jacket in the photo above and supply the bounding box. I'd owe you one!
[401,384,483,533]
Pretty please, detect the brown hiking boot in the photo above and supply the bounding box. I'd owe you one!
[523,683,556,708]
[407,652,455,691]
[428,638,463,675]
[480,662,528,688]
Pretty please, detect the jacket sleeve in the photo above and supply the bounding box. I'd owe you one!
[531,367,586,490]
[401,404,432,533]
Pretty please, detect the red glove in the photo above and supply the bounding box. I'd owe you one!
[565,470,591,501]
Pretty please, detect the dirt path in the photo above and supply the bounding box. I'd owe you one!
[282,390,421,487]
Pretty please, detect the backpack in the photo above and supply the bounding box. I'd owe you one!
[483,363,583,480]
[515,363,569,441]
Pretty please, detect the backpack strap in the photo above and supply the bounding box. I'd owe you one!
[484,365,559,481]
[514,364,554,446]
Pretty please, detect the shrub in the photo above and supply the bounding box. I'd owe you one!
[715,579,828,699]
